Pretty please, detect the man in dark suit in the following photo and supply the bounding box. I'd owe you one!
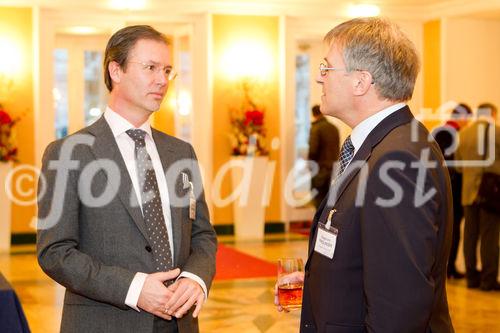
[308,104,340,208]
[432,103,472,279]
[37,25,217,333]
[276,18,454,332]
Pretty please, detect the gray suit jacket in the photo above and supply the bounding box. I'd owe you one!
[37,117,217,333]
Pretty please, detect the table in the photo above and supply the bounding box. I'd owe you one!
[0,272,30,332]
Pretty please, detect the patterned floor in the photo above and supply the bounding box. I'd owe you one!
[1,234,499,332]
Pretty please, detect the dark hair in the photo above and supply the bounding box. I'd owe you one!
[103,25,169,92]
[311,104,322,117]
[477,102,498,118]
[451,103,472,118]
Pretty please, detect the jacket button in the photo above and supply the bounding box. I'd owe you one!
[145,246,152,252]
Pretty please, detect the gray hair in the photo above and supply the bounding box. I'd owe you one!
[324,17,420,102]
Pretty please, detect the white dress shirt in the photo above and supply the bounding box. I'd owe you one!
[349,103,407,158]
[103,107,207,312]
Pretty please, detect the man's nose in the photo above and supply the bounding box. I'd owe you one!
[156,70,168,85]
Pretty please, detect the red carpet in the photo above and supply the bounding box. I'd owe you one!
[214,244,277,280]
[290,221,312,236]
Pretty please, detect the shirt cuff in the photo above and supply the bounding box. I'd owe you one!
[125,272,148,312]
[178,271,208,301]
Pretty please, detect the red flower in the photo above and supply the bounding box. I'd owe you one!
[0,110,12,125]
[229,97,268,156]
[244,110,264,126]
[244,111,252,126]
[0,107,18,162]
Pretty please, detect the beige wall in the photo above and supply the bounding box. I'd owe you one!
[0,7,35,233]
[212,15,281,225]
[444,18,500,110]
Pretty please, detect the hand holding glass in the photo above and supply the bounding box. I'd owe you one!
[277,258,304,310]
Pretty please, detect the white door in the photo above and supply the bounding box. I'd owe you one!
[53,34,109,138]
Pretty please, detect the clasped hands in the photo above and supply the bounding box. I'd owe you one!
[137,268,204,320]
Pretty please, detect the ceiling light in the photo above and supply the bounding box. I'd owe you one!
[0,37,22,77]
[220,40,274,80]
[61,26,101,35]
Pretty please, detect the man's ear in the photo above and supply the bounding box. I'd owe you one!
[108,61,122,86]
[352,70,373,96]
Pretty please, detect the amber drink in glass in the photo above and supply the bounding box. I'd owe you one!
[277,258,303,310]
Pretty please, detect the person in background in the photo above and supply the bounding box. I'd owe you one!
[456,103,500,291]
[432,103,472,279]
[308,104,340,208]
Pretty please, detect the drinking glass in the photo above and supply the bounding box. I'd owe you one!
[277,258,304,310]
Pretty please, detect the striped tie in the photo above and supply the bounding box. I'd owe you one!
[337,135,355,177]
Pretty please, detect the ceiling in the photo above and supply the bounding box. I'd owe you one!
[0,0,499,20]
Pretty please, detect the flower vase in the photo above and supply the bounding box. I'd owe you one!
[0,162,12,253]
[230,156,269,240]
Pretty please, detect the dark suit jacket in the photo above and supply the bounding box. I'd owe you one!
[432,124,463,222]
[308,116,340,188]
[300,107,454,333]
[37,117,217,333]
[309,116,340,170]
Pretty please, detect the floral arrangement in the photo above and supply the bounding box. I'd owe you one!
[0,104,18,163]
[229,84,268,156]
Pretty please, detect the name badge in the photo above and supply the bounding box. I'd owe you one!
[189,181,196,220]
[314,223,338,259]
[313,209,338,259]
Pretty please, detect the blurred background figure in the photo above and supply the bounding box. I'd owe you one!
[307,104,339,209]
[432,103,472,279]
[456,103,500,291]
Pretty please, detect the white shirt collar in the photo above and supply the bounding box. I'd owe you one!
[350,103,406,151]
[104,106,152,139]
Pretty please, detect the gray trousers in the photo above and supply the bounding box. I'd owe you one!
[153,316,178,333]
[463,204,500,288]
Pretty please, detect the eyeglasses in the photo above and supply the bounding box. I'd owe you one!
[319,63,375,84]
[128,61,177,81]
[319,63,347,76]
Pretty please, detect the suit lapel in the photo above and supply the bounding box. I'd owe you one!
[86,117,150,243]
[333,106,414,207]
[307,106,415,260]
[151,129,184,265]
[306,143,373,260]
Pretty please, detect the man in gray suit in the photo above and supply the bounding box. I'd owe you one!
[37,25,217,332]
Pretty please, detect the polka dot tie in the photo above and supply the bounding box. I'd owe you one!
[126,129,173,271]
[337,135,355,178]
